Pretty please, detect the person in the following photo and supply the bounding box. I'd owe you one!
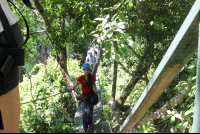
[86,50,96,73]
[70,63,97,133]
[94,51,98,63]
[86,50,96,65]
[0,1,23,133]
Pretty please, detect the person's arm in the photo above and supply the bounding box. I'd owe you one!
[70,81,80,92]
[93,82,97,92]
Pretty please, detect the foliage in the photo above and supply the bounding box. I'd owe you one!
[11,0,198,133]
[19,57,82,133]
[137,124,157,133]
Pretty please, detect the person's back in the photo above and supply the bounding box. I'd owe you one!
[86,51,95,65]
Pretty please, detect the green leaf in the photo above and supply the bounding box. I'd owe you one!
[185,106,194,115]
[105,52,111,59]
[176,122,188,132]
[170,127,175,133]
[154,19,161,30]
[111,13,118,21]
[129,2,133,6]
[107,30,113,38]
[111,21,117,26]
[97,37,101,43]
[94,18,104,21]
[119,12,124,21]
[93,34,99,38]
[170,116,175,123]
[162,114,172,121]
[152,4,157,11]
[113,3,121,10]
[115,54,120,62]
[138,126,144,131]
[189,125,193,133]
[121,47,128,54]
[103,22,111,29]
[114,28,124,33]
[174,114,182,120]
[79,6,83,11]
[105,41,112,48]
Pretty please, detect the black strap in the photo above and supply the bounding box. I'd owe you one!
[83,75,94,95]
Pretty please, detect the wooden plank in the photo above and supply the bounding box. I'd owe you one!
[118,0,200,133]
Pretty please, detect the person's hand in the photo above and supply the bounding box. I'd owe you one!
[96,90,100,93]
[69,87,74,92]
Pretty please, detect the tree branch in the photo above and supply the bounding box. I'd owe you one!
[117,61,132,76]
[124,43,140,60]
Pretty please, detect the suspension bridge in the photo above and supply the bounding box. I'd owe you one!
[19,0,200,133]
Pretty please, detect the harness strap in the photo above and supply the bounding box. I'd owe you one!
[82,75,94,96]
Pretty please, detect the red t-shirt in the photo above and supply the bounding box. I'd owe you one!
[77,75,96,96]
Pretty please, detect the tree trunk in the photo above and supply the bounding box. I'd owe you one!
[33,0,77,105]
[111,41,118,101]
[57,48,78,107]
[92,44,104,75]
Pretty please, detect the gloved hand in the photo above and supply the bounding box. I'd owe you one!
[96,90,100,93]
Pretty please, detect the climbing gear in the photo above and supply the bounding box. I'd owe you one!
[83,75,98,105]
[83,63,90,70]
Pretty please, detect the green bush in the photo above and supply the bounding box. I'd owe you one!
[19,56,82,133]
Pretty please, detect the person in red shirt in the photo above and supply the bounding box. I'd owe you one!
[70,63,97,133]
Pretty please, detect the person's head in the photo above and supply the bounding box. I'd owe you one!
[88,51,92,57]
[82,63,92,85]
[82,63,90,76]
[95,51,97,55]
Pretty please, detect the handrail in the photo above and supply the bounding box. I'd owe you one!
[192,21,200,133]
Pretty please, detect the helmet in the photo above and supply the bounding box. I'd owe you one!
[88,50,92,54]
[82,63,90,69]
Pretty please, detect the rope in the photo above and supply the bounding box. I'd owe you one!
[20,90,69,105]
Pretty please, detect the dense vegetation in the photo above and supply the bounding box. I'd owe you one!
[11,0,198,133]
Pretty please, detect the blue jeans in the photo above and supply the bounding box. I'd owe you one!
[81,100,94,129]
